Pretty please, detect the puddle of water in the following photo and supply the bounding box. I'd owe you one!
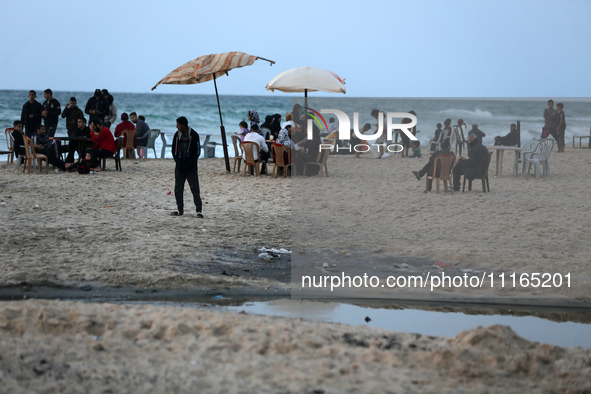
[222,299,591,349]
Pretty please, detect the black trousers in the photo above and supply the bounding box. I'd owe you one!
[39,147,66,171]
[175,167,202,213]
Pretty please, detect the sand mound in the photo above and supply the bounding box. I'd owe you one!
[0,300,589,393]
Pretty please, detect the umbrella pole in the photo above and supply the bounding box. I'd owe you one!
[305,89,308,113]
[213,74,231,172]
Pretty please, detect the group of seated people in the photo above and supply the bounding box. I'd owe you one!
[413,134,490,192]
[234,107,325,176]
[9,116,116,174]
[10,106,153,173]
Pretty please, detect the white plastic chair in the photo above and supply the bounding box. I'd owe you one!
[137,129,160,159]
[521,139,554,179]
[160,132,174,159]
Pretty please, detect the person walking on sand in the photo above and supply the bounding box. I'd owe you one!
[171,116,203,218]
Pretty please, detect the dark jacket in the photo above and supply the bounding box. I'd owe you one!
[42,98,61,126]
[495,129,519,146]
[468,127,486,145]
[21,100,43,136]
[462,141,489,179]
[62,106,84,136]
[172,128,201,172]
[85,96,110,125]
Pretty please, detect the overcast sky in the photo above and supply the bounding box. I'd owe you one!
[1,0,589,97]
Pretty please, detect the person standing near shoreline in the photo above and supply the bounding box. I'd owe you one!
[171,116,203,218]
[41,89,61,138]
[542,99,558,140]
[556,103,566,152]
[21,90,43,137]
[61,97,84,136]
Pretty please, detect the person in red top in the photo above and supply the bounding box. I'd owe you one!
[114,112,136,157]
[86,118,115,161]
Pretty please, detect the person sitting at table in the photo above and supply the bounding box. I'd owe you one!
[114,112,136,158]
[412,139,453,192]
[31,125,67,172]
[235,121,249,143]
[243,124,269,174]
[452,134,489,192]
[86,118,115,163]
[494,123,519,146]
[260,115,273,139]
[65,117,92,164]
[276,121,297,149]
[11,120,26,162]
[294,122,322,176]
[130,112,150,159]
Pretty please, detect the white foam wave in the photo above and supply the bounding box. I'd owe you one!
[438,108,493,119]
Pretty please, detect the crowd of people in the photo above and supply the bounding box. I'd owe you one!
[10,88,154,173]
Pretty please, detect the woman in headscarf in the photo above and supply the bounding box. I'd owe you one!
[271,113,282,140]
[247,110,260,131]
[260,115,273,140]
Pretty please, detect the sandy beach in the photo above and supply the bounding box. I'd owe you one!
[1,146,590,392]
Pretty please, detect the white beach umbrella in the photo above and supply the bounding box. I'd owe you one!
[265,67,346,96]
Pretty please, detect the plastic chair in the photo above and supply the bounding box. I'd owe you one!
[463,152,492,192]
[521,139,553,179]
[121,129,136,159]
[242,141,260,176]
[427,153,456,194]
[137,129,160,159]
[452,125,467,156]
[303,148,330,177]
[3,128,14,163]
[272,144,291,178]
[101,136,123,171]
[22,136,48,174]
[231,135,244,172]
[160,132,173,159]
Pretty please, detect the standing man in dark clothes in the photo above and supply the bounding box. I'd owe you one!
[171,116,203,218]
[85,89,109,126]
[453,134,489,191]
[41,89,61,138]
[494,123,519,146]
[555,103,566,152]
[61,97,84,136]
[412,139,454,191]
[31,125,67,172]
[21,90,43,137]
[542,99,558,140]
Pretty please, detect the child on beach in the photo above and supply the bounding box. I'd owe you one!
[236,121,249,143]
[66,152,101,174]
[410,140,422,158]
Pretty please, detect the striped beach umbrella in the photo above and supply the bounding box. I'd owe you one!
[152,51,275,172]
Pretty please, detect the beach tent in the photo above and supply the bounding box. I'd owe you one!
[152,51,275,172]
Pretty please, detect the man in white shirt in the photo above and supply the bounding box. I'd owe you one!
[243,124,269,174]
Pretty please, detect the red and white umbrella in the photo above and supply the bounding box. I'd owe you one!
[152,51,274,172]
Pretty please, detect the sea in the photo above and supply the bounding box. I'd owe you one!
[2,90,590,158]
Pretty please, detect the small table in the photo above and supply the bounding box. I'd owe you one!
[486,145,522,177]
[51,136,93,160]
[160,131,212,158]
[572,135,591,148]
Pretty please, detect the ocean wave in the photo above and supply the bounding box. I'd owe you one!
[438,108,493,119]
